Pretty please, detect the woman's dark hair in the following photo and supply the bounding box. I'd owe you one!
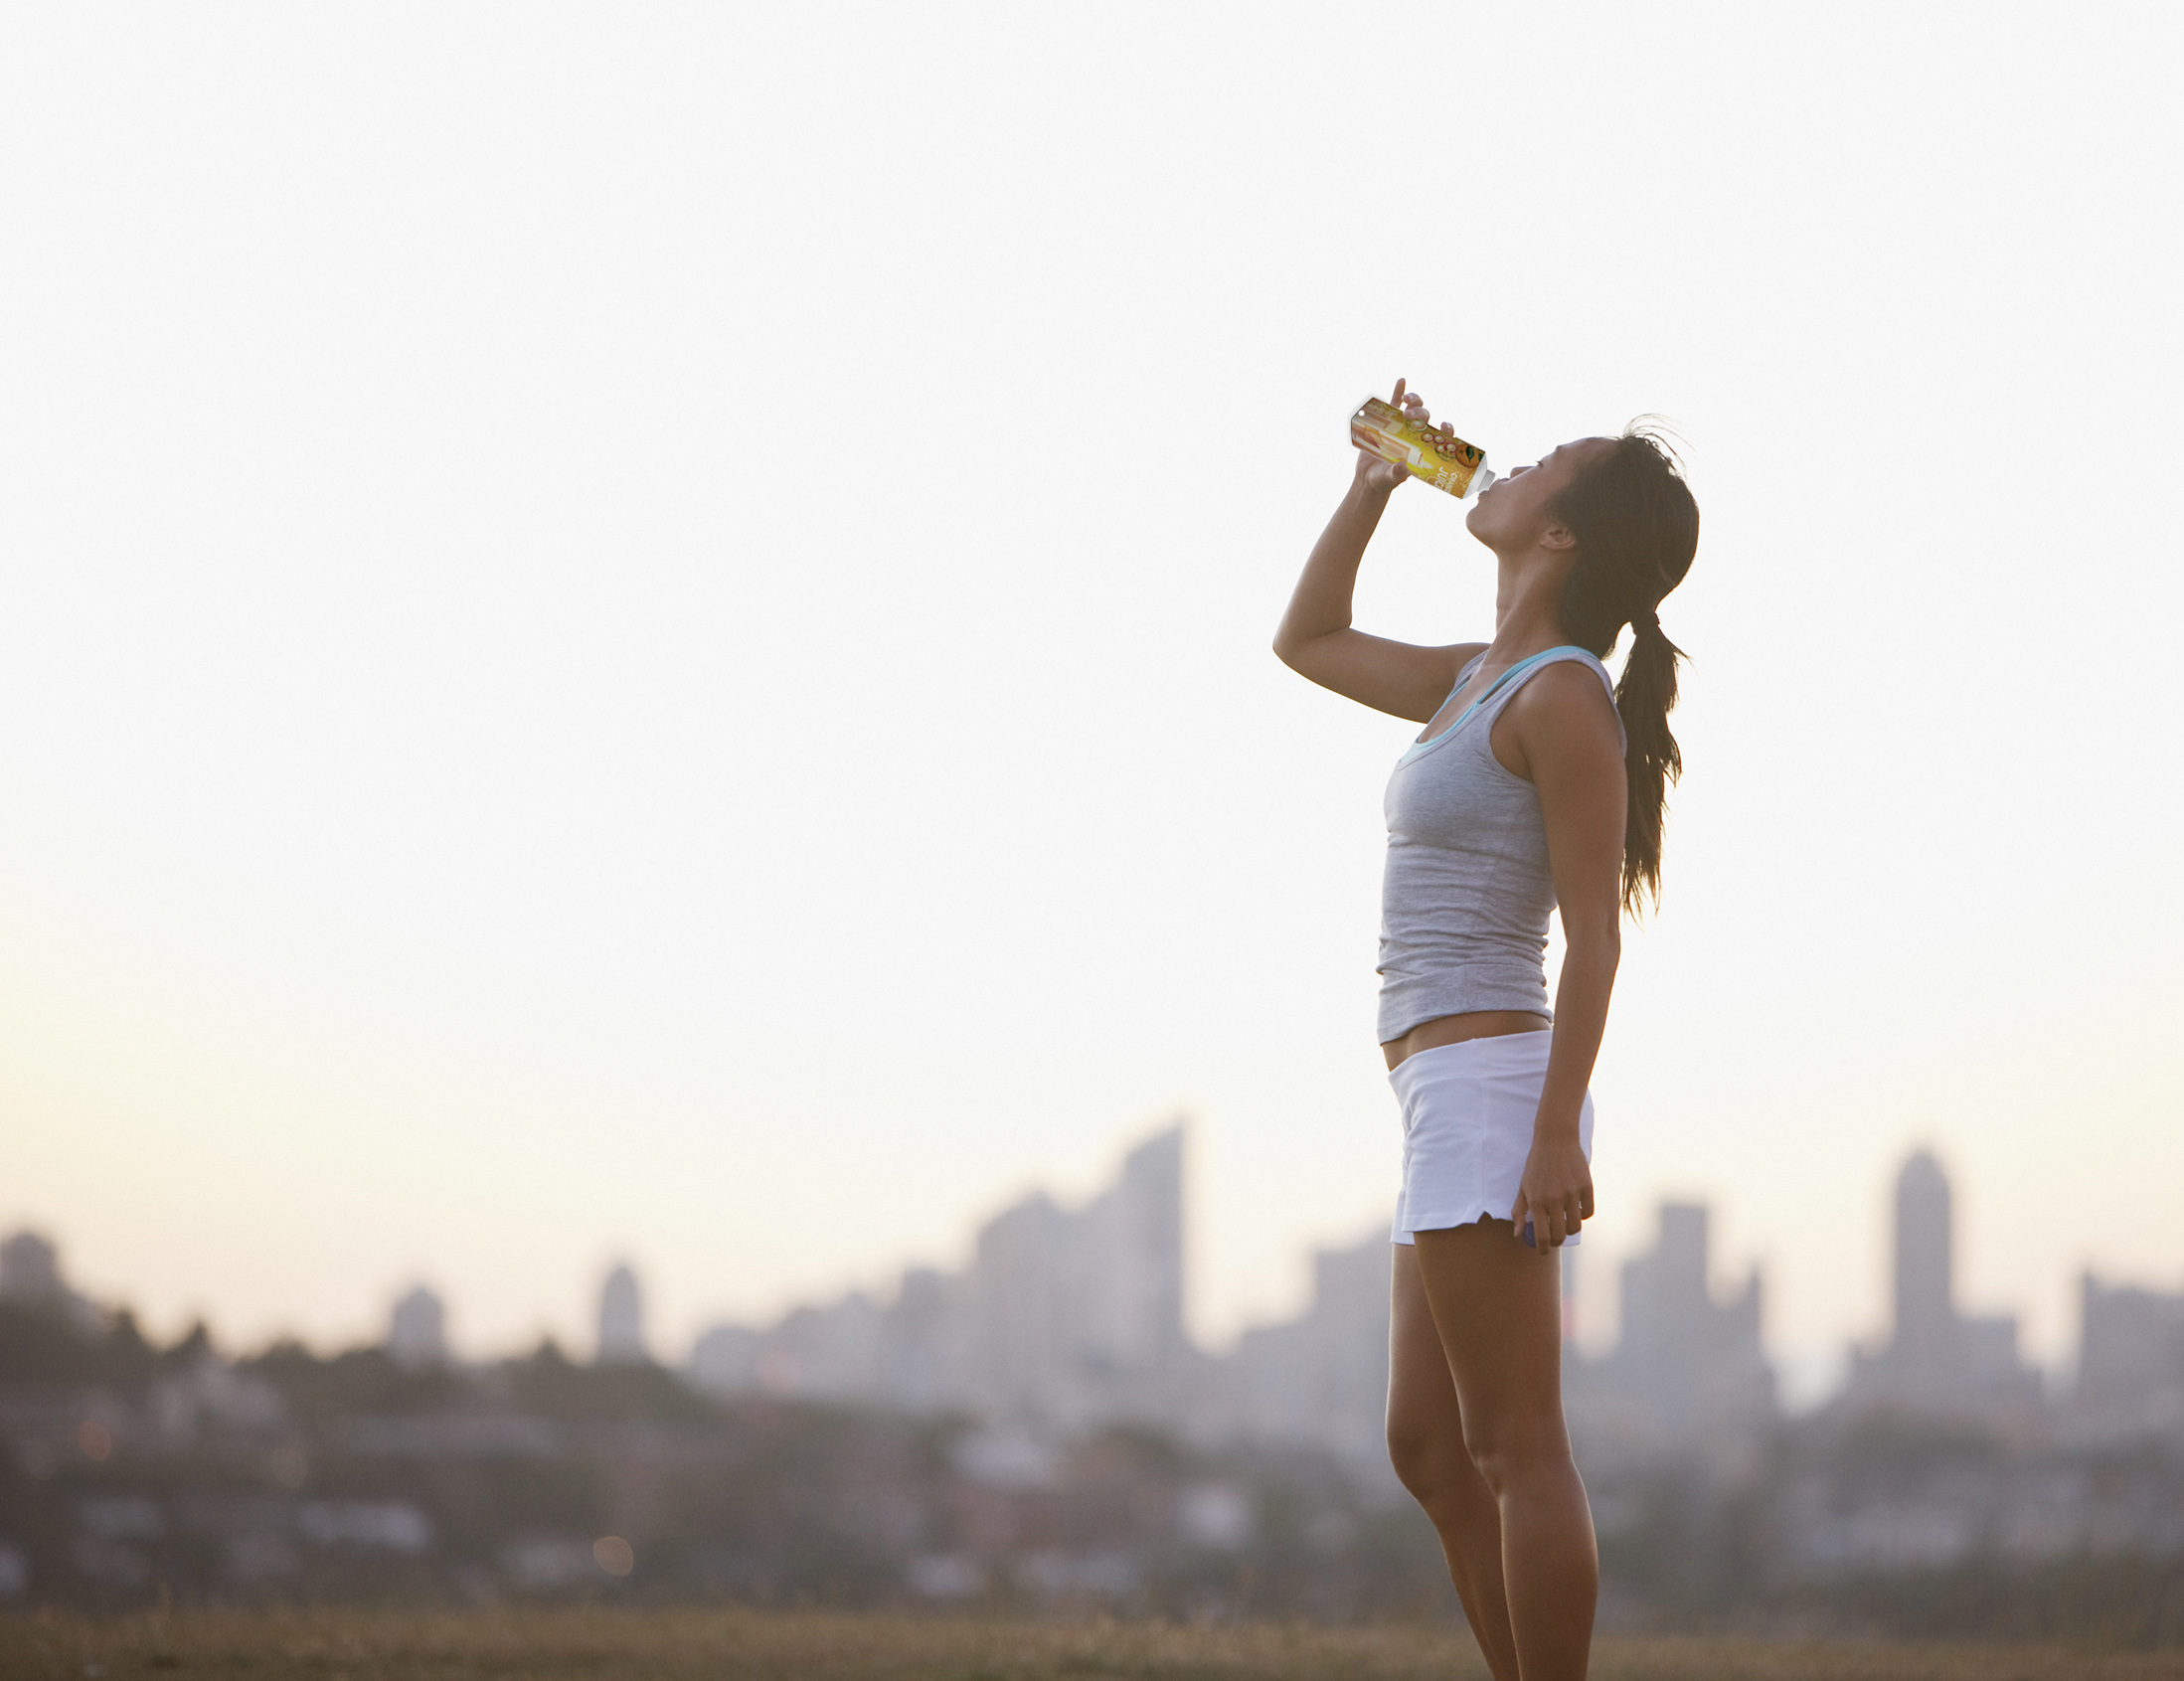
[1551,420,1700,916]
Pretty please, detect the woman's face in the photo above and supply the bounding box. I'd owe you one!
[1465,436,1611,552]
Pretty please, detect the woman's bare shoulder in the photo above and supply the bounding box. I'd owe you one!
[1493,658,1625,777]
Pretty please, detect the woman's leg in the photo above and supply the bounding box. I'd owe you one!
[1413,1219,1596,1681]
[1387,1242,1522,1681]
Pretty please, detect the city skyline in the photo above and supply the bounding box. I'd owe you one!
[0,1115,2104,1399]
[12,1179,2184,1628]
[14,1136,2182,1627]
[13,1124,2175,1424]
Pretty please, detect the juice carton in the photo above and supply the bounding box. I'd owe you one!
[1349,396,1496,499]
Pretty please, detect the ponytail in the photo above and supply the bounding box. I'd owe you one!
[1551,421,1700,916]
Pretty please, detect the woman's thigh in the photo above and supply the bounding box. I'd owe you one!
[1411,1220,1569,1467]
[1387,1242,1474,1486]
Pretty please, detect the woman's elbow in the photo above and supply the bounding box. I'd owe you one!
[1564,919,1621,968]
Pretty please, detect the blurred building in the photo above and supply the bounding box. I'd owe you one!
[0,1228,99,1333]
[687,1321,760,1393]
[0,1232,65,1304]
[875,1265,967,1412]
[386,1285,449,1368]
[762,1293,886,1400]
[595,1263,648,1366]
[1565,1201,1774,1472]
[685,1121,1198,1432]
[1224,1228,1393,1487]
[961,1122,1194,1429]
[1839,1149,2041,1422]
[2063,1272,2184,1444]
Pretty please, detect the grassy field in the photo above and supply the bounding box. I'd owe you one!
[5,1608,2184,1681]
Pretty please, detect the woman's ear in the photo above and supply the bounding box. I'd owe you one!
[1540,519,1579,554]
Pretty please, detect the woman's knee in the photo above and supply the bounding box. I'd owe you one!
[1385,1414,1434,1493]
[1387,1410,1477,1504]
[1458,1411,1572,1496]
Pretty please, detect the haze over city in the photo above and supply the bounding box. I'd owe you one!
[4,4,2181,1414]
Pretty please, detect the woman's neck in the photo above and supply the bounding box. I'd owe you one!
[1486,553,1576,659]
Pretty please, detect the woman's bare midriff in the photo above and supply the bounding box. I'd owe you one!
[1381,1010,1552,1072]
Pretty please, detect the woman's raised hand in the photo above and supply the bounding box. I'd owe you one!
[1353,377,1463,494]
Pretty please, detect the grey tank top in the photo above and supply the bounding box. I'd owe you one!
[1377,645,1624,1044]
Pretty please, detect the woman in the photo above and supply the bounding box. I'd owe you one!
[1273,382,1698,1681]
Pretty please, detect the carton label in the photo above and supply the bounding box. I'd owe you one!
[1349,396,1489,498]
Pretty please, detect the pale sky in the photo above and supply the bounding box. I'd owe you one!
[4,5,2180,1408]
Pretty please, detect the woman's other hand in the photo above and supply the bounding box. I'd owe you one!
[1510,1130,1595,1251]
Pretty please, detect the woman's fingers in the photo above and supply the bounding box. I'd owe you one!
[1358,449,1404,491]
[1518,1189,1588,1249]
[1515,1181,1601,1251]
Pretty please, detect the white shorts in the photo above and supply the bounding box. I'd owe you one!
[1389,1031,1595,1248]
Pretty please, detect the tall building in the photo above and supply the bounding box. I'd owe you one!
[1892,1151,1955,1381]
[1103,1124,1189,1373]
[387,1284,449,1368]
[2066,1273,2184,1444]
[1225,1228,1394,1487]
[873,1266,966,1414]
[963,1189,1079,1420]
[960,1121,1194,1429]
[1841,1148,2040,1419]
[596,1262,648,1366]
[684,1121,1197,1431]
[1565,1201,1773,1470]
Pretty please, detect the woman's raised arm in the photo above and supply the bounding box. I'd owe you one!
[1272,381,1483,723]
